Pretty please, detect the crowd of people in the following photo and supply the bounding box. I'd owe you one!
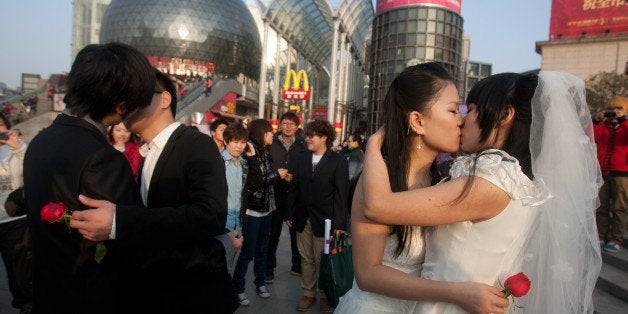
[0,41,624,314]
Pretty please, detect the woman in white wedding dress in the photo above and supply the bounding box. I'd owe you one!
[360,71,602,313]
[335,63,510,314]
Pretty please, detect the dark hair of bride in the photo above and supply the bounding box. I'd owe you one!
[455,73,538,203]
[381,62,454,257]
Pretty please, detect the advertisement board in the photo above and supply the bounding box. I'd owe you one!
[550,0,628,39]
[376,0,462,15]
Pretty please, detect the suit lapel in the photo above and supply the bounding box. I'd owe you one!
[312,149,332,177]
[146,124,187,205]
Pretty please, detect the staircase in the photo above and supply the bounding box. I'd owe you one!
[593,231,628,313]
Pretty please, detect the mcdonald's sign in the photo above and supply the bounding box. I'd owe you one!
[282,69,310,100]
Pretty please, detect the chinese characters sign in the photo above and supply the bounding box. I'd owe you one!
[550,0,628,39]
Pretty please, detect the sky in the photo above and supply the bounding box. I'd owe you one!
[0,0,551,88]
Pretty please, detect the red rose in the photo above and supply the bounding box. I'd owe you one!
[41,202,70,223]
[502,272,531,298]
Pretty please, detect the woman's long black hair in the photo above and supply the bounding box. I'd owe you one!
[381,62,454,257]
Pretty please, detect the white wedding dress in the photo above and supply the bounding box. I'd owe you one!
[415,150,551,314]
[335,226,425,313]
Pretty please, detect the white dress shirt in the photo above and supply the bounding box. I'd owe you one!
[140,122,181,205]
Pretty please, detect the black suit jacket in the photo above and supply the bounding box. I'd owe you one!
[115,124,237,313]
[287,149,349,237]
[24,114,140,314]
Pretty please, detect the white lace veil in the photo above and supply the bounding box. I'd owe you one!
[517,71,603,313]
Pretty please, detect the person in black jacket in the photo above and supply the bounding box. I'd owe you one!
[286,119,349,313]
[70,69,238,313]
[266,112,306,281]
[23,43,155,314]
[232,119,289,306]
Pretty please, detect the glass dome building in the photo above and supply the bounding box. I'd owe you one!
[99,0,262,80]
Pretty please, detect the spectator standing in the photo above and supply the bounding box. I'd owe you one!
[211,118,229,151]
[286,119,349,313]
[594,95,628,253]
[221,123,251,234]
[347,132,364,181]
[108,121,142,182]
[0,113,30,313]
[233,119,289,306]
[266,112,306,282]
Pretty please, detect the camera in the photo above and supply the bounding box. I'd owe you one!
[0,132,8,141]
[604,111,617,118]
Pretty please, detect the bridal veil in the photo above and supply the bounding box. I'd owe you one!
[519,71,603,313]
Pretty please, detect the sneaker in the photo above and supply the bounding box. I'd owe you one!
[256,285,271,299]
[265,272,274,283]
[296,296,315,311]
[603,241,622,253]
[237,293,250,306]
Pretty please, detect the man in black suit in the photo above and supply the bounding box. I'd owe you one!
[23,43,155,313]
[71,70,238,313]
[286,119,349,313]
[266,111,306,281]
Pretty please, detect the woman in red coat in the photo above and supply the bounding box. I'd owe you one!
[109,121,142,182]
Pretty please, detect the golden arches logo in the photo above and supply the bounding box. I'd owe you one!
[282,69,311,100]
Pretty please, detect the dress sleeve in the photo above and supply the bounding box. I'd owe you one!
[451,149,552,206]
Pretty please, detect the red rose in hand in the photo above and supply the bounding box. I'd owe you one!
[41,202,71,223]
[502,272,531,298]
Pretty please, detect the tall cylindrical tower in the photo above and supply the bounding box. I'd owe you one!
[368,0,464,133]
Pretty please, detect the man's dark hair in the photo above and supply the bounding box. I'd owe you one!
[210,118,229,132]
[223,123,249,144]
[305,119,335,148]
[279,111,299,126]
[155,69,177,117]
[63,43,156,121]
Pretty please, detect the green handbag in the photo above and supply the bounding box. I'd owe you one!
[318,233,354,308]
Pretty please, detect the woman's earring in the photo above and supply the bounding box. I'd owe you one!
[416,134,422,150]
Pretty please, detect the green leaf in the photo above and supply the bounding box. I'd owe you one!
[94,242,107,264]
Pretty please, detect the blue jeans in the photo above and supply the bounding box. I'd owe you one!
[232,212,272,293]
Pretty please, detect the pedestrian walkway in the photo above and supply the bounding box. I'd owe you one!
[0,225,317,313]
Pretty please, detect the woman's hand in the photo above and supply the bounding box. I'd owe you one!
[244,142,256,156]
[364,126,385,154]
[0,130,20,149]
[452,281,509,314]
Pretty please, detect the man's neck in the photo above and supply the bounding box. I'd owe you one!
[281,134,294,144]
[313,146,327,156]
[141,118,174,144]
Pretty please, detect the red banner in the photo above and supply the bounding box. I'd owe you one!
[376,0,462,15]
[550,0,628,39]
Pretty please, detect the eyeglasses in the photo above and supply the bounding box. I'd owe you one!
[154,90,164,94]
[281,122,297,127]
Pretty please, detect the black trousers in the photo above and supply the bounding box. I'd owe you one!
[266,195,300,273]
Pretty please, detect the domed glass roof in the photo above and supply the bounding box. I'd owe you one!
[100,0,261,79]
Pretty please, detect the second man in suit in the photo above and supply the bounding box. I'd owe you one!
[286,119,349,313]
[71,70,238,313]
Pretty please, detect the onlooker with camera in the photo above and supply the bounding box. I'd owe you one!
[594,95,628,253]
[0,112,30,313]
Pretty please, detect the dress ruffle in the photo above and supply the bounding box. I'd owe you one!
[450,149,552,206]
